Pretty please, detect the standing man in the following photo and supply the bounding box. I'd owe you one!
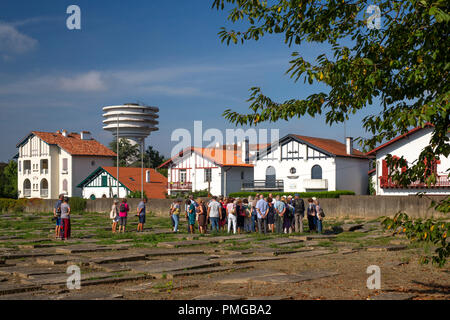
[185,195,197,232]
[53,194,64,239]
[274,195,285,234]
[255,195,268,234]
[293,194,305,233]
[207,196,221,233]
[137,197,147,232]
[60,197,71,241]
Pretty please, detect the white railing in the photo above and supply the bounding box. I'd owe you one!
[23,189,31,197]
[40,189,49,198]
[41,169,49,174]
[61,169,68,174]
[24,169,31,175]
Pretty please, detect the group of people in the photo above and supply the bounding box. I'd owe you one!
[53,194,71,240]
[109,198,147,233]
[169,193,325,235]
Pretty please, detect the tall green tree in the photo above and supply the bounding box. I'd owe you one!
[143,146,165,168]
[0,160,18,199]
[109,139,140,167]
[213,0,449,265]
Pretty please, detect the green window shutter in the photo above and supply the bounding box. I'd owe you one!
[101,175,108,187]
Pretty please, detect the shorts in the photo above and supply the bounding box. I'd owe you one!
[237,215,245,228]
[119,216,127,226]
[267,212,275,224]
[55,217,61,226]
[112,216,119,223]
[198,214,207,227]
[139,215,146,224]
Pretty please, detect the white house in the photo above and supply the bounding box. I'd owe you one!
[367,125,450,196]
[16,130,116,199]
[250,134,370,194]
[158,143,260,196]
[77,166,167,199]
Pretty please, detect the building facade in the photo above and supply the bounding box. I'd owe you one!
[16,130,116,199]
[250,134,370,194]
[77,167,167,199]
[367,126,450,195]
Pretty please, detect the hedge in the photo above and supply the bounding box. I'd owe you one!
[68,197,87,212]
[227,190,356,199]
[0,198,29,213]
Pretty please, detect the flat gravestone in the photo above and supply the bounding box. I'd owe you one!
[366,245,407,252]
[55,245,127,254]
[157,240,217,248]
[89,253,147,265]
[272,247,315,256]
[219,256,284,265]
[23,272,113,286]
[246,295,293,300]
[153,265,253,279]
[130,259,220,275]
[1,250,63,260]
[0,266,65,278]
[56,292,123,300]
[262,238,304,246]
[36,256,72,265]
[252,270,339,285]
[137,249,205,257]
[217,270,286,284]
[369,292,416,300]
[288,249,333,258]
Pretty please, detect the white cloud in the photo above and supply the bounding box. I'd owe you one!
[0,23,37,55]
[60,71,106,92]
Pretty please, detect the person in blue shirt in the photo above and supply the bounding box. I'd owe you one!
[137,197,147,232]
[186,199,196,234]
[274,195,286,234]
[255,195,269,234]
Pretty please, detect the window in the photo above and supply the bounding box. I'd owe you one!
[62,158,68,171]
[204,168,212,182]
[180,170,187,183]
[101,175,108,187]
[90,194,96,200]
[62,179,68,192]
[290,167,296,174]
[311,165,322,179]
[241,171,244,180]
[18,161,21,172]
[91,160,96,166]
[265,166,276,188]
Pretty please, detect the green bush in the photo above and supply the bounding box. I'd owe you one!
[228,190,355,199]
[0,198,28,213]
[68,197,87,212]
[127,191,148,199]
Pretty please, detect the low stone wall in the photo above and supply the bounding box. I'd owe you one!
[20,195,446,219]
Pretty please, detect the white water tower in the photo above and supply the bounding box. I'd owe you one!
[102,103,159,199]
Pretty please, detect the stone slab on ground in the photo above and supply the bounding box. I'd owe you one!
[216,269,286,284]
[123,282,154,292]
[89,253,147,265]
[152,265,254,279]
[36,255,73,265]
[56,292,124,300]
[0,266,65,278]
[209,235,250,243]
[78,274,154,287]
[0,284,42,296]
[366,245,408,252]
[272,247,315,256]
[18,243,59,249]
[0,250,63,260]
[55,245,128,254]
[219,256,284,265]
[251,270,339,285]
[192,293,244,300]
[22,272,113,286]
[368,292,417,300]
[137,249,205,257]
[127,258,220,275]
[262,238,304,245]
[290,234,337,241]
[287,249,333,258]
[156,239,218,248]
[246,295,293,300]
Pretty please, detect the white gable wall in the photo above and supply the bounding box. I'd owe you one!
[335,157,369,194]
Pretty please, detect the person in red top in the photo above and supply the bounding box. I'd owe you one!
[118,198,129,233]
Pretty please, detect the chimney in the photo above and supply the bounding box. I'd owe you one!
[145,170,150,183]
[242,138,250,164]
[62,130,68,137]
[215,142,220,148]
[56,130,61,134]
[346,137,353,155]
[80,131,91,140]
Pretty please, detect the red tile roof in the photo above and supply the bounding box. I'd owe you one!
[366,124,433,156]
[29,131,116,157]
[158,146,254,168]
[292,135,369,159]
[102,167,167,199]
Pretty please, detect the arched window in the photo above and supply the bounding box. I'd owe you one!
[266,166,276,188]
[40,179,48,197]
[90,194,96,200]
[311,165,322,179]
[62,179,68,192]
[23,179,31,192]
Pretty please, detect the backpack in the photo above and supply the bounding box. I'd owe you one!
[238,205,246,217]
[319,207,325,218]
[119,203,126,212]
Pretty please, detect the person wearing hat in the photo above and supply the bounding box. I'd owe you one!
[110,199,120,233]
[60,196,71,240]
[293,193,305,233]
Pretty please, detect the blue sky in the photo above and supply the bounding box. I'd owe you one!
[0,0,379,161]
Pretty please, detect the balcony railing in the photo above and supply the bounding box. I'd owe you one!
[242,180,284,191]
[24,169,31,175]
[40,189,49,198]
[168,181,192,190]
[380,175,450,189]
[41,169,49,174]
[23,189,31,197]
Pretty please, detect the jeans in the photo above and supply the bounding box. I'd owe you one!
[251,213,257,232]
[316,217,323,233]
[257,218,268,234]
[294,213,304,233]
[210,217,219,232]
[307,215,316,231]
[172,214,179,232]
[228,214,237,234]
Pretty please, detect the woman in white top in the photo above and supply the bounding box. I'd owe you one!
[110,199,119,233]
[226,198,237,234]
